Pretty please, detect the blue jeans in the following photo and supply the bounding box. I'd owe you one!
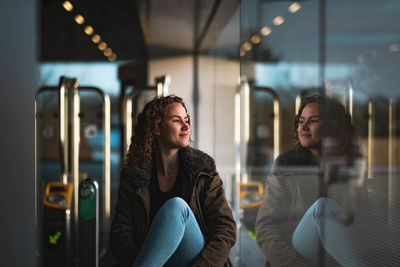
[292,197,363,267]
[133,197,204,267]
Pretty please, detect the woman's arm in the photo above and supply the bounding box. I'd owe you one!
[109,177,139,267]
[191,173,237,267]
[255,171,309,267]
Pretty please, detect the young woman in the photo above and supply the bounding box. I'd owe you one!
[110,95,236,267]
[255,95,363,266]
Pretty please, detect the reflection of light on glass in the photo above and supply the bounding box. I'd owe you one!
[389,44,399,52]
[273,16,284,26]
[157,82,163,96]
[349,85,353,122]
[98,42,107,51]
[74,14,85,25]
[91,34,101,43]
[242,173,249,184]
[357,54,364,63]
[273,99,280,159]
[164,76,170,95]
[243,42,252,51]
[288,2,301,13]
[84,26,94,35]
[260,26,272,36]
[295,95,301,115]
[156,76,170,96]
[62,1,73,11]
[250,35,261,44]
[240,49,246,57]
[388,98,395,218]
[367,101,374,179]
[108,53,117,61]
[244,81,250,144]
[234,91,240,182]
[104,48,112,57]
[125,98,132,154]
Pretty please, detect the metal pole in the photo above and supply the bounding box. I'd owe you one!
[388,98,396,227]
[71,79,80,244]
[368,100,375,179]
[101,93,111,258]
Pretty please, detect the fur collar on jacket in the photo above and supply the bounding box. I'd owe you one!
[121,146,216,187]
[275,144,318,167]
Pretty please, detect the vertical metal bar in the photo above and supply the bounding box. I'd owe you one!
[388,98,395,226]
[368,100,375,179]
[71,79,80,246]
[254,87,280,159]
[295,95,301,116]
[157,82,163,96]
[242,78,250,184]
[101,93,111,258]
[34,97,38,234]
[156,75,170,96]
[59,79,68,183]
[348,83,354,123]
[273,98,280,159]
[163,75,171,95]
[234,79,241,192]
[124,96,133,156]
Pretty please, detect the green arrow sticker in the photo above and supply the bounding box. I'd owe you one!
[49,231,62,245]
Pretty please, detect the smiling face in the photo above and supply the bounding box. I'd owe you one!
[158,102,190,150]
[297,103,322,150]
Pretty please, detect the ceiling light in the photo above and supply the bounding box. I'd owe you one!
[108,53,117,62]
[104,48,112,57]
[74,14,85,25]
[273,16,284,26]
[84,26,94,35]
[251,35,261,44]
[260,26,272,36]
[98,42,107,51]
[288,2,301,13]
[62,1,73,12]
[91,34,101,43]
[243,42,252,52]
[389,44,399,52]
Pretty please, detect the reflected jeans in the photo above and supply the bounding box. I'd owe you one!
[133,197,204,267]
[292,197,363,267]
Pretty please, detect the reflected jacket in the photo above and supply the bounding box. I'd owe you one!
[110,146,236,267]
[255,145,320,267]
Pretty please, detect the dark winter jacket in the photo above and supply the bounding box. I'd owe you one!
[255,145,321,267]
[110,146,236,267]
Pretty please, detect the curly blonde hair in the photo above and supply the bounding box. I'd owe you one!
[124,95,190,168]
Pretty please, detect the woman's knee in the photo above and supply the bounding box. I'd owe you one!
[164,197,188,209]
[159,197,190,219]
[310,197,343,221]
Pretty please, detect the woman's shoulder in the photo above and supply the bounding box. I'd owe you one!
[179,146,216,176]
[120,162,153,187]
[275,145,315,167]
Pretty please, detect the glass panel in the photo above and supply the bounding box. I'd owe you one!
[324,0,400,265]
[240,0,400,266]
[197,0,241,264]
[240,0,321,266]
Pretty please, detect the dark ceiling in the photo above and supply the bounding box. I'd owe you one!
[40,0,239,62]
[40,0,147,62]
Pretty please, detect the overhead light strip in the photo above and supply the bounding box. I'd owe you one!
[61,1,117,61]
[241,2,302,57]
